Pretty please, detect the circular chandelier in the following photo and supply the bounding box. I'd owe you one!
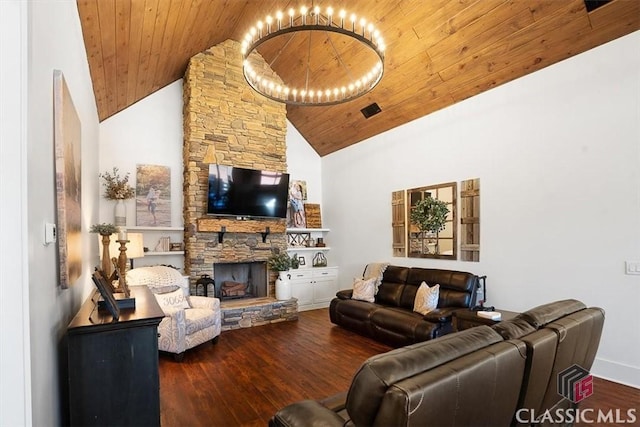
[240,5,385,106]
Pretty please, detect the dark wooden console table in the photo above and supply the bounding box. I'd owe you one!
[67,285,164,426]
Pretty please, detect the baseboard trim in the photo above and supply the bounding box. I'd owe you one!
[591,357,640,389]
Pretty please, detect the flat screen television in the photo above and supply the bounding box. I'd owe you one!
[207,164,290,219]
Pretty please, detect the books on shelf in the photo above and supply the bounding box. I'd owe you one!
[154,236,171,252]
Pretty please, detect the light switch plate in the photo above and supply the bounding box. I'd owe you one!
[625,261,640,275]
[44,222,57,245]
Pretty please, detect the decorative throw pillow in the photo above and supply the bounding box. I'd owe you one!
[413,282,440,315]
[154,288,190,311]
[352,277,376,303]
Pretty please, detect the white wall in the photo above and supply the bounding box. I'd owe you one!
[1,2,30,425]
[322,31,640,388]
[7,0,101,425]
[99,80,185,228]
[99,80,185,269]
[286,121,323,204]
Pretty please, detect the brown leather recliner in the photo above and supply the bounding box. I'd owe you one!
[271,299,605,427]
[329,265,478,347]
[270,326,527,427]
[492,299,605,426]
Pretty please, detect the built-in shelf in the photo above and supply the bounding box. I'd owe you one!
[126,226,184,232]
[286,228,330,233]
[144,251,184,256]
[287,247,331,252]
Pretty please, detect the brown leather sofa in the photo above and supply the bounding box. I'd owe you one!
[270,299,605,427]
[329,265,479,346]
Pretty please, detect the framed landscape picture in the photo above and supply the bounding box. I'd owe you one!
[136,164,171,227]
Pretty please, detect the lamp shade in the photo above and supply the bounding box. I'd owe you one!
[126,233,145,259]
[99,233,145,260]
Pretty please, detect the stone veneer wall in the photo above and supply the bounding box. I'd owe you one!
[183,39,288,298]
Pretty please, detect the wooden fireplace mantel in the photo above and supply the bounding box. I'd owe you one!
[197,217,286,234]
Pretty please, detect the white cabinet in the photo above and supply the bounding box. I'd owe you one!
[126,226,184,271]
[289,267,338,311]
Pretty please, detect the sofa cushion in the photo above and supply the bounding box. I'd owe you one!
[374,266,409,307]
[404,268,477,309]
[371,307,440,346]
[492,317,537,340]
[413,282,439,315]
[518,299,586,328]
[352,277,376,303]
[331,298,380,321]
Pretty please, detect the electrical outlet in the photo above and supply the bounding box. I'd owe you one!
[625,261,640,275]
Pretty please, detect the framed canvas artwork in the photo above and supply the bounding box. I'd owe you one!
[287,180,307,228]
[135,164,171,227]
[53,70,82,289]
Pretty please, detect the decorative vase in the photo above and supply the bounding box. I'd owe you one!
[114,199,126,226]
[275,271,291,300]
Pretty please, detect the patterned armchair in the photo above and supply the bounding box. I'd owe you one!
[127,266,221,361]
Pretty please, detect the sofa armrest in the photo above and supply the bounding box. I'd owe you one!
[162,306,186,320]
[319,391,347,412]
[189,295,220,311]
[423,307,457,323]
[336,289,353,300]
[269,400,346,427]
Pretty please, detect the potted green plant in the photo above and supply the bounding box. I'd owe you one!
[99,167,135,226]
[267,251,292,300]
[410,197,449,254]
[90,223,118,275]
[290,253,300,269]
[267,251,292,272]
[90,223,118,236]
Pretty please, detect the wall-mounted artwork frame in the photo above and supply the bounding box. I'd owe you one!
[287,180,307,228]
[135,164,171,227]
[53,70,82,289]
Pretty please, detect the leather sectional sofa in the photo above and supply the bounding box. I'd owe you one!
[329,265,478,346]
[270,299,605,427]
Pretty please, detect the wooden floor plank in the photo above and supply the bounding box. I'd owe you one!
[159,308,639,426]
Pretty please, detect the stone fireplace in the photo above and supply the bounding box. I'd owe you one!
[182,39,297,329]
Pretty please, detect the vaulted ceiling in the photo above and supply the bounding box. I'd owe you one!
[77,0,639,156]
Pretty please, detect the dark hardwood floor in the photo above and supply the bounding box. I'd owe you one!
[159,308,640,427]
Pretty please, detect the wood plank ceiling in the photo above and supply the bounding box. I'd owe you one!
[77,0,639,156]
